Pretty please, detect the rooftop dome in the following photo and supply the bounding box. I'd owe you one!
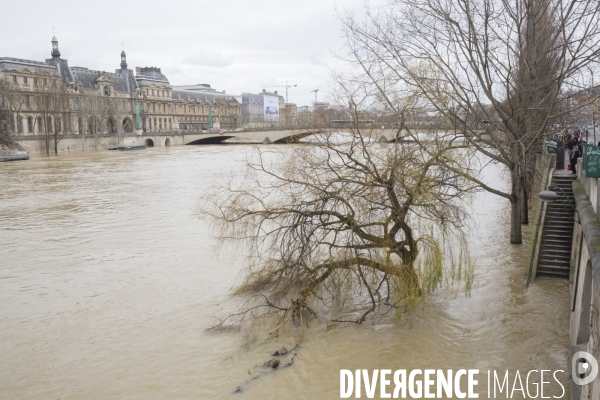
[138,67,169,83]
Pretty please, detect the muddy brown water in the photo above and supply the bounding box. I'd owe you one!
[0,146,570,399]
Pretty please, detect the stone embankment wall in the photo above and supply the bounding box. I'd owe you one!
[570,161,600,400]
[12,132,202,154]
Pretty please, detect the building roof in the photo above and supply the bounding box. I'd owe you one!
[70,67,138,93]
[0,57,57,74]
[172,89,240,104]
[45,58,74,85]
[135,67,170,86]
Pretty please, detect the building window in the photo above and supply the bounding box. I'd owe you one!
[152,103,156,112]
[163,104,165,113]
[12,75,17,83]
[43,78,47,86]
[34,77,38,85]
[23,76,28,84]
[25,94,30,107]
[152,89,155,96]
[74,97,79,110]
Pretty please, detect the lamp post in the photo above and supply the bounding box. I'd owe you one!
[538,184,580,224]
[593,110,597,145]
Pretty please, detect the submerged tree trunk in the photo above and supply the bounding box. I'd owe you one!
[510,196,523,244]
[520,186,529,225]
[510,165,523,244]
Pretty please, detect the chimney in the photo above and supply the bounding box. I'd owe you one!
[274,91,278,95]
[135,67,141,76]
[222,90,225,94]
[262,89,266,94]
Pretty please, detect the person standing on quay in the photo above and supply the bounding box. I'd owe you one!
[567,134,577,160]
[571,145,581,175]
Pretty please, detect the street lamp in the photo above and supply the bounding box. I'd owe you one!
[538,184,580,224]
[593,110,597,145]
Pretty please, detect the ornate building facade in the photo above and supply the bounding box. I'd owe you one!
[0,37,242,142]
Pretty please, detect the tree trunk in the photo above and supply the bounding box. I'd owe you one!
[520,185,529,225]
[510,196,523,244]
[510,163,523,244]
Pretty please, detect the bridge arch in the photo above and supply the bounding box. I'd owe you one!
[186,136,235,145]
[145,139,154,147]
[165,138,171,147]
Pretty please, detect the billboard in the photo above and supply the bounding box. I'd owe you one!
[264,95,279,122]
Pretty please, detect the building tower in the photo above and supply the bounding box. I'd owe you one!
[120,50,127,71]
[51,36,61,59]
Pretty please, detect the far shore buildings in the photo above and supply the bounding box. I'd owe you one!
[0,37,299,138]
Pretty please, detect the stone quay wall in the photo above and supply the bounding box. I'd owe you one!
[570,160,600,400]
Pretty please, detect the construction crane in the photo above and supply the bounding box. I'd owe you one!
[310,88,320,105]
[263,81,297,103]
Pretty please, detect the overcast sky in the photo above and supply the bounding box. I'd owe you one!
[1,0,370,107]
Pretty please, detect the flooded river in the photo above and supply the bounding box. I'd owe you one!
[0,146,570,399]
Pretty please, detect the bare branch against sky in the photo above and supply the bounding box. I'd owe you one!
[0,0,370,107]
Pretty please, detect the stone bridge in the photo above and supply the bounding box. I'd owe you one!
[137,128,404,148]
[13,128,423,153]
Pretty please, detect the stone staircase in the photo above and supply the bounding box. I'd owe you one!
[537,175,577,279]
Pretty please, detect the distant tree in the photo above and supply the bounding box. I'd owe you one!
[0,80,23,151]
[80,91,111,150]
[0,105,21,151]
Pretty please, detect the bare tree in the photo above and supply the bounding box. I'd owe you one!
[50,83,70,154]
[203,115,473,345]
[35,81,70,154]
[0,79,25,136]
[81,91,111,150]
[0,98,22,151]
[340,0,600,243]
[36,86,53,154]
